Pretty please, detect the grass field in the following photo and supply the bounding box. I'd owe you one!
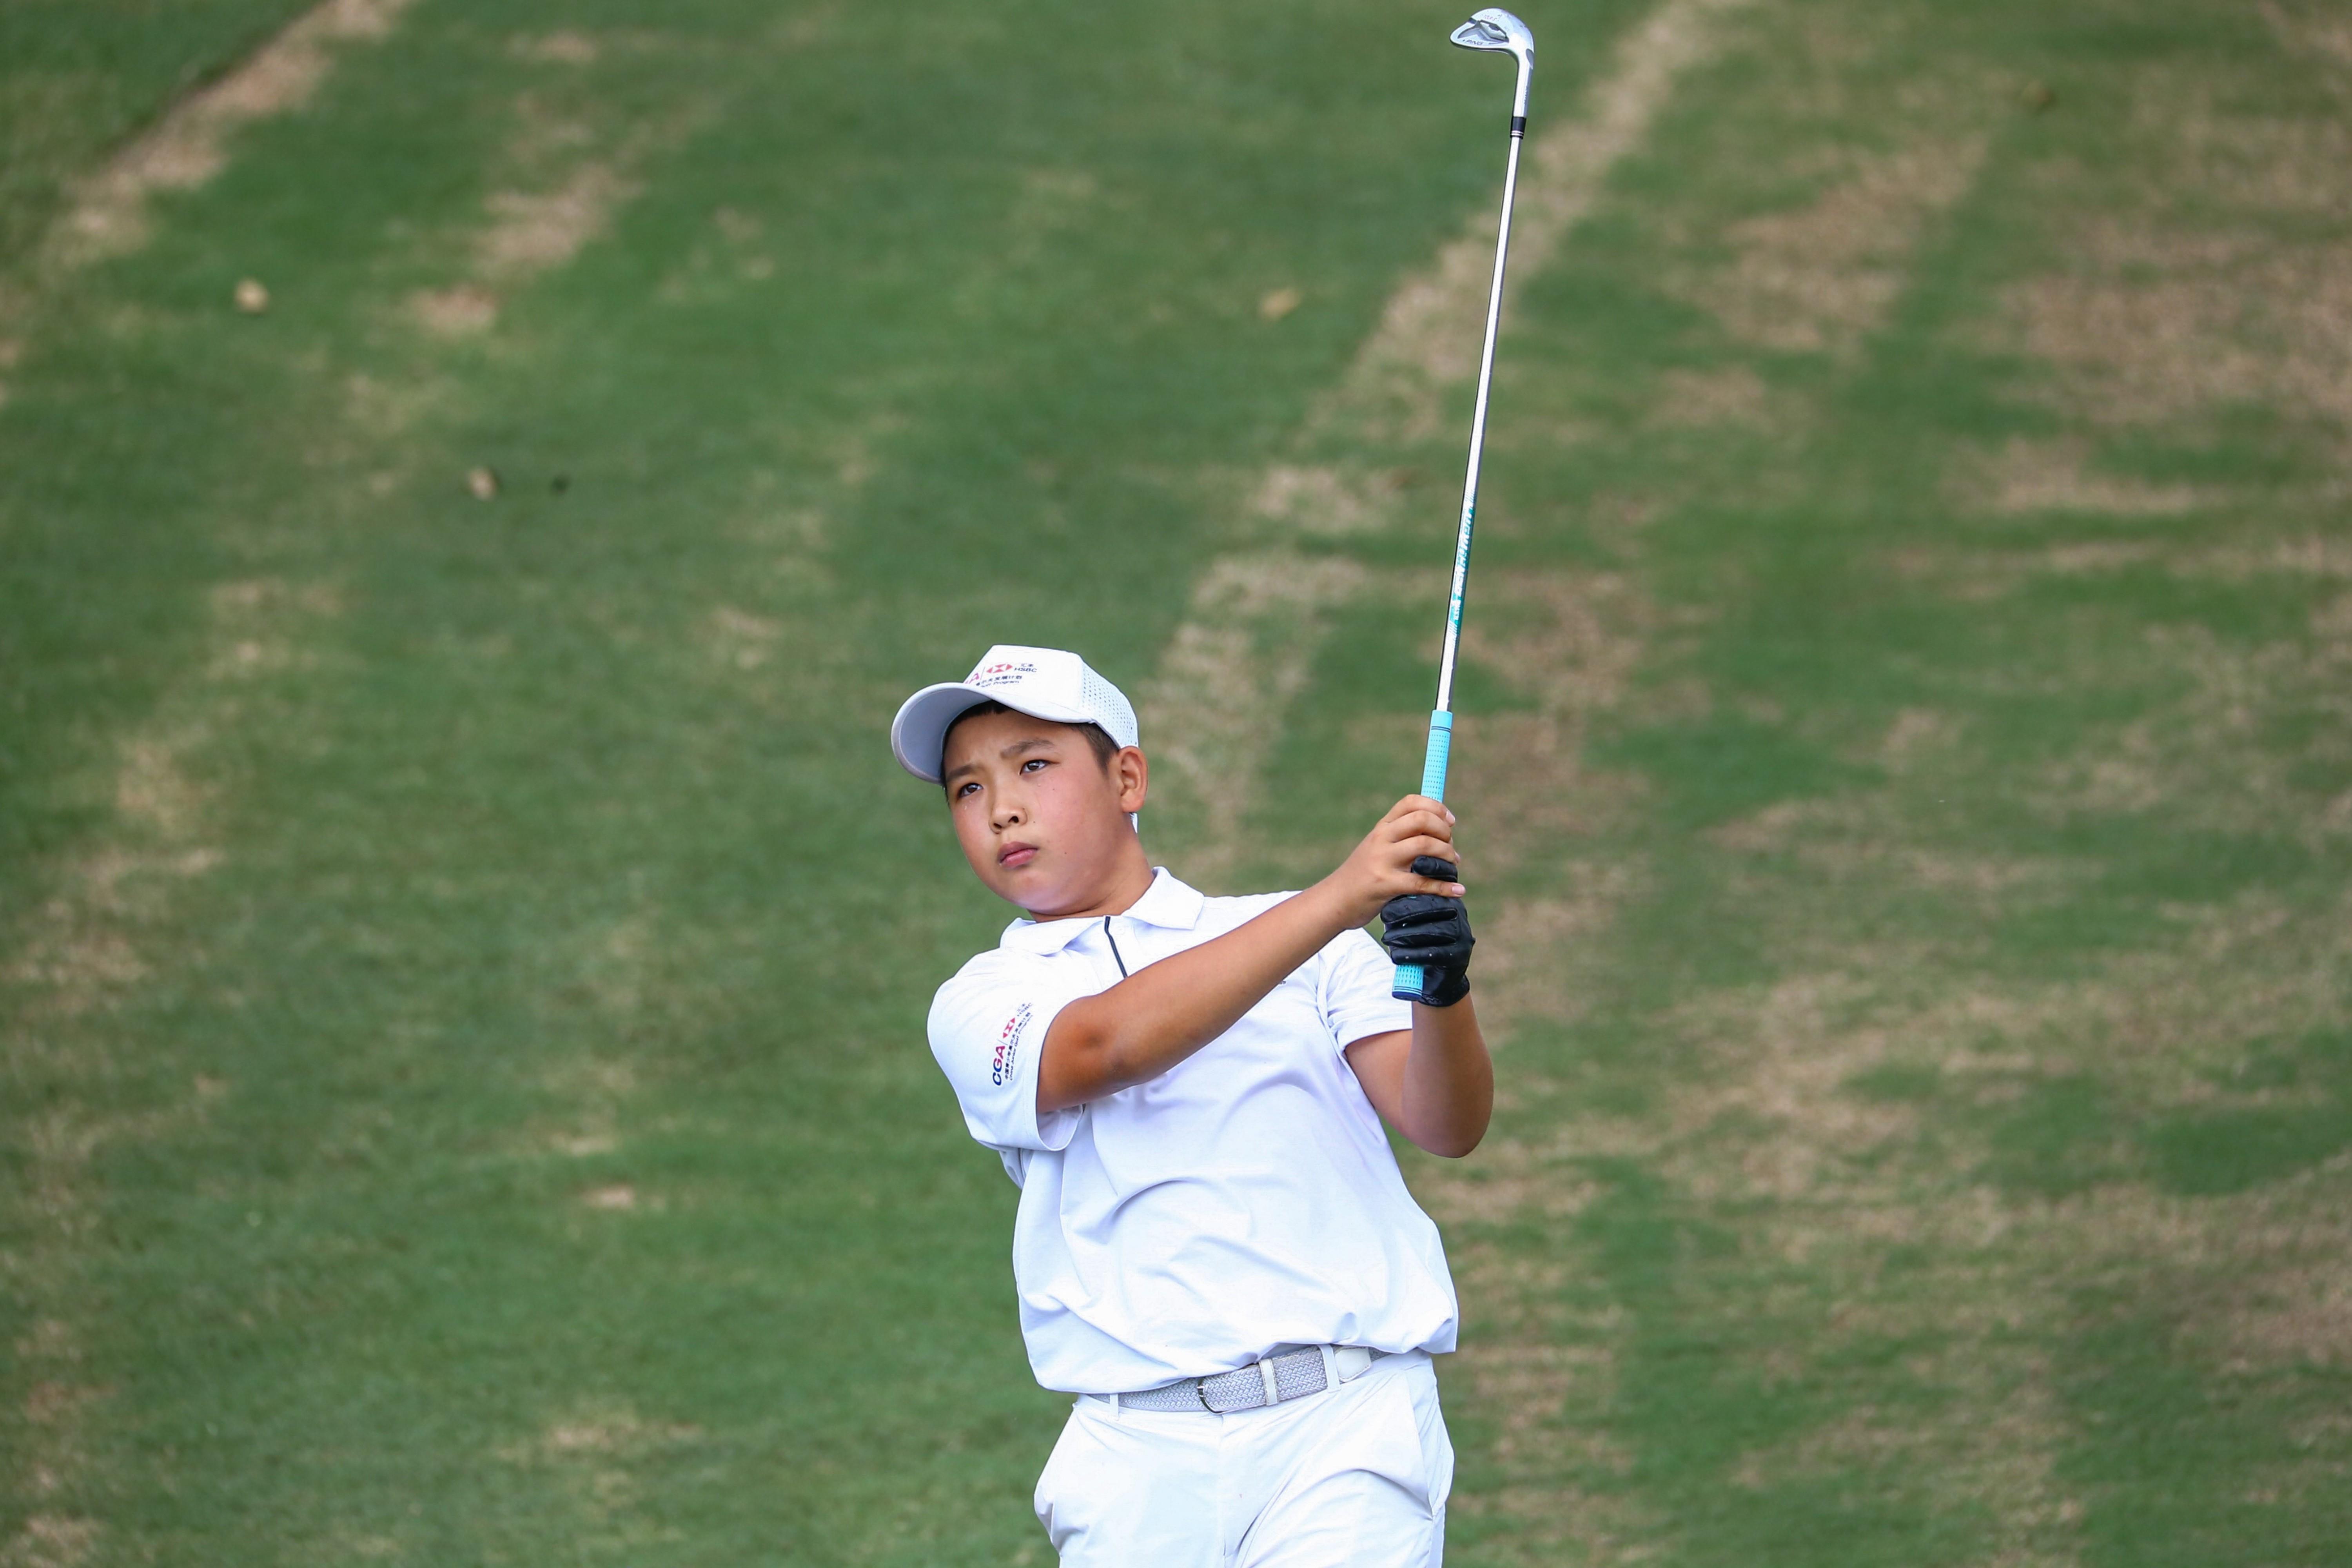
[4,0,2349,1563]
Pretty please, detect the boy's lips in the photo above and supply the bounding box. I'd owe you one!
[998,842,1039,869]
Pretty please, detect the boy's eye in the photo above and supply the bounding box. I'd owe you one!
[1022,759,1049,773]
[954,781,979,799]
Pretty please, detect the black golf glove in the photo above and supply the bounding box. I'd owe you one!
[1382,857,1474,1007]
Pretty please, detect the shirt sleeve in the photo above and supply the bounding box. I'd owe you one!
[1318,924,1413,1051]
[927,951,1092,1154]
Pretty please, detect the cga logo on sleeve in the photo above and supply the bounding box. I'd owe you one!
[991,1002,1033,1087]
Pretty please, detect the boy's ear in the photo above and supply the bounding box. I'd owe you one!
[1114,746,1149,817]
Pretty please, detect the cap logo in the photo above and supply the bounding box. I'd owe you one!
[969,660,1037,690]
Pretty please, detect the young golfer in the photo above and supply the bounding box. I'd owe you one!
[891,644,1487,1567]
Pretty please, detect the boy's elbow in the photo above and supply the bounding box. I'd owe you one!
[1036,1008,1131,1112]
[1404,1101,1491,1158]
[1414,1127,1487,1159]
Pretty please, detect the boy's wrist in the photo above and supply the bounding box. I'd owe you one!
[1297,876,1367,941]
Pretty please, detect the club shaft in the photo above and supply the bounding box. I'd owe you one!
[1396,84,1528,1005]
[1431,112,1524,728]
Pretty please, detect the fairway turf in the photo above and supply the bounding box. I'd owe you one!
[0,0,319,272]
[5,0,2351,1564]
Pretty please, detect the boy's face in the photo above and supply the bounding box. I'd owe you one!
[940,708,1147,915]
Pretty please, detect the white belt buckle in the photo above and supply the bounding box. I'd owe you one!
[1332,1345,1373,1383]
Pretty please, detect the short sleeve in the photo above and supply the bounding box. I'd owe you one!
[1318,925,1412,1051]
[927,951,1092,1154]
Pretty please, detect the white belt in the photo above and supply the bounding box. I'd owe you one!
[1116,1346,1387,1413]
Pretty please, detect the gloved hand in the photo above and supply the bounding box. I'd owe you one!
[1382,857,1474,1007]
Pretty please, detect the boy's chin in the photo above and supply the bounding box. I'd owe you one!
[1002,872,1085,918]
[982,862,1052,904]
[1004,880,1064,914]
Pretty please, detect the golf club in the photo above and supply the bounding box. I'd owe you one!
[1394,7,1534,1004]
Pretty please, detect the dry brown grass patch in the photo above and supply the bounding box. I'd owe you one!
[2008,238,2352,432]
[1421,566,1654,1048]
[2264,0,2352,75]
[1644,896,2351,1481]
[1662,973,1923,1201]
[45,0,419,269]
[497,1399,702,1477]
[1949,437,2206,517]
[1454,1339,1627,1469]
[2000,66,2352,447]
[111,730,206,840]
[1443,566,1681,841]
[1702,796,1815,853]
[1693,1202,2088,1558]
[1247,464,1410,536]
[7,726,243,1017]
[708,604,784,670]
[1004,167,1100,264]
[1893,536,2352,610]
[409,283,502,337]
[1708,796,2076,908]
[1441,1279,1655,1565]
[1421,1137,1607,1225]
[1878,708,1964,771]
[1679,136,1989,357]
[479,163,643,277]
[0,1515,103,1568]
[1647,364,1790,430]
[514,30,601,65]
[1,570,348,1525]
[527,1054,638,1161]
[1136,553,1370,869]
[1460,569,1650,742]
[2227,1257,2352,1369]
[2031,623,2352,844]
[1471,877,1641,1038]
[407,93,709,337]
[1874,543,2352,845]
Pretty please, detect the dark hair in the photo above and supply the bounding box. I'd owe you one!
[942,700,1118,784]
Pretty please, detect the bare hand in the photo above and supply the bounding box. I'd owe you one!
[1318,795,1466,927]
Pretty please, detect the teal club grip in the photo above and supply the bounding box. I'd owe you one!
[1393,711,1455,1001]
[1417,710,1454,800]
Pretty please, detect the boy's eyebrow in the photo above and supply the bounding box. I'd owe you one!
[941,734,1059,784]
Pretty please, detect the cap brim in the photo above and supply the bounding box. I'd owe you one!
[889,682,1096,784]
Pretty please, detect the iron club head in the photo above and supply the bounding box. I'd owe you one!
[1450,8,1533,65]
[1450,7,1533,117]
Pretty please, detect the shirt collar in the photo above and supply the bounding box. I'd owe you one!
[998,867,1207,955]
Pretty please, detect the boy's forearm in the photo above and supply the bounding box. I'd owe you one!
[1397,998,1492,1157]
[1036,884,1351,1113]
[1035,794,1463,1115]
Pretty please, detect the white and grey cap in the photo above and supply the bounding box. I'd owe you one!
[890,644,1140,784]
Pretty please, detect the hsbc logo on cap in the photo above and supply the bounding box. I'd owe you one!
[970,660,1038,689]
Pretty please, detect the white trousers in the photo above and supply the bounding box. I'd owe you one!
[1034,1350,1452,1567]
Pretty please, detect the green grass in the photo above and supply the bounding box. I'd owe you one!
[5,0,2350,1563]
[0,0,319,269]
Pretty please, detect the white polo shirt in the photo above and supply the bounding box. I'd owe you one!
[927,868,1461,1396]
